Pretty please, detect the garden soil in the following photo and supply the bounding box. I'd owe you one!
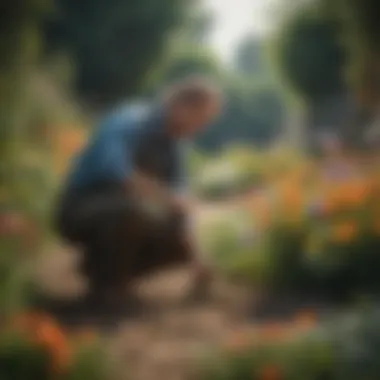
[34,199,330,380]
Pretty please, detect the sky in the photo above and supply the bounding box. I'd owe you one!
[204,0,280,62]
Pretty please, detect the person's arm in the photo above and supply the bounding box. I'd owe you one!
[123,139,190,209]
[98,117,186,209]
[126,170,174,204]
[169,142,198,210]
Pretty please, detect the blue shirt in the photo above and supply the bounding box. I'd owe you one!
[65,103,187,194]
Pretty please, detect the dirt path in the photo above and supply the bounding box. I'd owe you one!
[35,193,342,379]
[34,201,255,380]
[109,270,253,380]
[35,259,254,380]
[35,196,335,379]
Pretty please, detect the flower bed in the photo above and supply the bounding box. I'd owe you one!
[0,207,114,380]
[197,307,380,380]
[0,312,111,380]
[192,147,302,200]
[0,122,114,380]
[201,154,380,301]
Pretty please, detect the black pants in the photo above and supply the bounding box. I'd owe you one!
[54,183,191,293]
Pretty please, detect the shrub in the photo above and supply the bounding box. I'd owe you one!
[0,121,113,380]
[197,307,380,380]
[0,312,111,380]
[201,153,380,300]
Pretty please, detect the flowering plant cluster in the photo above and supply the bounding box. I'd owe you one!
[203,154,380,298]
[198,307,380,380]
[0,125,112,380]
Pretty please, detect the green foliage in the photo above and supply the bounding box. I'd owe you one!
[192,147,268,199]
[0,1,50,168]
[0,330,50,380]
[198,150,380,301]
[0,2,114,380]
[0,0,54,318]
[65,341,113,380]
[197,79,285,151]
[44,0,193,105]
[336,0,380,51]
[154,45,221,87]
[321,0,380,103]
[175,7,214,46]
[0,327,113,380]
[272,3,347,104]
[234,36,267,79]
[197,307,380,380]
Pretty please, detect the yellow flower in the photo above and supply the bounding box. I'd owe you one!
[331,221,357,243]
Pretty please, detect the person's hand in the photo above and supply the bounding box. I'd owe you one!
[169,194,189,215]
[169,194,199,214]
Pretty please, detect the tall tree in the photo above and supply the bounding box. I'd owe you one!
[146,6,220,91]
[197,79,285,151]
[234,36,265,78]
[324,0,380,109]
[272,3,347,105]
[43,0,193,106]
[156,46,221,86]
[0,1,50,171]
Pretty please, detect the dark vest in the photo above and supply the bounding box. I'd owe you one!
[133,115,178,185]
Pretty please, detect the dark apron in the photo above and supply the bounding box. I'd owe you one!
[55,123,186,241]
[54,124,190,288]
[133,127,177,185]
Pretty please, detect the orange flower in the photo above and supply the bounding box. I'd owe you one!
[257,364,282,380]
[322,185,344,210]
[0,212,28,236]
[331,221,357,243]
[294,310,317,330]
[343,180,369,206]
[12,312,70,374]
[0,212,39,251]
[281,184,304,213]
[257,322,291,342]
[320,197,336,215]
[52,128,86,173]
[55,129,85,154]
[253,197,271,229]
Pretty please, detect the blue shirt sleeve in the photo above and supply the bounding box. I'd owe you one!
[95,119,139,182]
[66,104,149,191]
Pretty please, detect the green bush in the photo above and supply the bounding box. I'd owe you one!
[0,313,114,380]
[197,307,380,380]
[200,154,380,301]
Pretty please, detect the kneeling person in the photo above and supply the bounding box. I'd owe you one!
[55,77,222,309]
